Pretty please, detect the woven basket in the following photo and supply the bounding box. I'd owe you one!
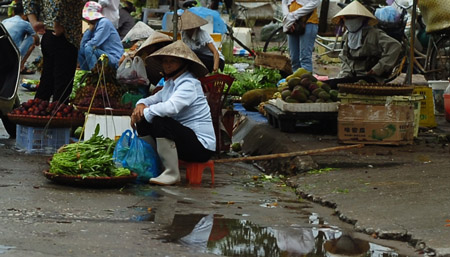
[418,0,450,33]
[255,52,293,75]
[337,83,414,96]
[43,170,138,188]
[7,113,85,128]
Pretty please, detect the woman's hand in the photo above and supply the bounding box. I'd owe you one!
[130,104,146,129]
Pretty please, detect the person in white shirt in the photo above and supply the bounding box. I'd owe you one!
[98,0,120,29]
[131,40,216,186]
[179,10,224,73]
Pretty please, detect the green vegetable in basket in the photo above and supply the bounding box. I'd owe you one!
[49,124,131,177]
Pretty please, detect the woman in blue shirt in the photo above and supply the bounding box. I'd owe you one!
[131,40,216,186]
[78,1,124,71]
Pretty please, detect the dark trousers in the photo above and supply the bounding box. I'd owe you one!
[36,31,78,103]
[195,52,225,73]
[324,76,378,89]
[136,116,215,162]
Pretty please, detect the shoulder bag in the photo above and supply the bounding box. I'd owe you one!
[286,12,313,35]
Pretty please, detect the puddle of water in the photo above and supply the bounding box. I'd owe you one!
[162,214,408,257]
[126,185,163,198]
[0,245,15,254]
[130,207,155,222]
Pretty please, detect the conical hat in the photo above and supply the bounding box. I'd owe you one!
[331,1,378,26]
[135,32,173,85]
[146,40,208,78]
[135,31,173,60]
[178,10,208,31]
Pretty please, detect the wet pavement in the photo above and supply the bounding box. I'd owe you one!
[0,135,419,256]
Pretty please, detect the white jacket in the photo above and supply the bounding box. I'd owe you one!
[281,0,320,32]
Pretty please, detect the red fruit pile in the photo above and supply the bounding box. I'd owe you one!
[11,99,84,118]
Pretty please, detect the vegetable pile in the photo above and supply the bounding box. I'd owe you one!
[49,125,131,178]
[221,65,281,96]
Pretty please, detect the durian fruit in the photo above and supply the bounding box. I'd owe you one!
[241,88,278,112]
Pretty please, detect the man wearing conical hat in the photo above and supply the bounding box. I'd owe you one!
[325,1,401,88]
[131,40,216,186]
[179,10,225,73]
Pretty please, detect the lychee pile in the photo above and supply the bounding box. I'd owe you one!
[11,99,84,118]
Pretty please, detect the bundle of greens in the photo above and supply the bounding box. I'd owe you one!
[221,65,281,96]
[49,125,131,178]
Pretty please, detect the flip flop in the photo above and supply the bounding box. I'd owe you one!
[20,68,36,75]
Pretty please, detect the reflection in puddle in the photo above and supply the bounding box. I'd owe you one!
[162,214,407,257]
[127,186,162,198]
[130,207,155,222]
[0,245,15,254]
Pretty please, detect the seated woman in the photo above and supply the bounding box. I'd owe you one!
[130,40,216,186]
[179,10,225,73]
[325,1,402,89]
[78,1,124,71]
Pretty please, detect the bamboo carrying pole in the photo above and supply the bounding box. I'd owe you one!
[214,144,364,163]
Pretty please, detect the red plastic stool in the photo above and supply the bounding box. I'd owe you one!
[179,160,215,185]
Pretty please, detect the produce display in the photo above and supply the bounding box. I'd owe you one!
[10,98,84,118]
[72,64,130,109]
[49,125,131,178]
[276,68,339,103]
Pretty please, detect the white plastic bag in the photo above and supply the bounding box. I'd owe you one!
[117,56,134,83]
[131,56,149,85]
[117,56,149,85]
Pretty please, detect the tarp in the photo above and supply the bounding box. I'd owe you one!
[162,7,227,34]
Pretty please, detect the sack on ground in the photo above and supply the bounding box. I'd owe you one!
[113,130,161,182]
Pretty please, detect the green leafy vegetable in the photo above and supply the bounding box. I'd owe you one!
[49,124,131,177]
[221,65,281,96]
[70,70,90,100]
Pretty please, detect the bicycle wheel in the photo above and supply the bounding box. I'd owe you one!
[429,35,450,80]
[263,26,288,53]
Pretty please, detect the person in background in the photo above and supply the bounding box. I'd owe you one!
[118,1,135,39]
[2,1,40,74]
[23,0,84,103]
[78,1,124,71]
[282,0,319,73]
[324,1,401,88]
[131,40,216,186]
[99,0,120,29]
[179,10,224,73]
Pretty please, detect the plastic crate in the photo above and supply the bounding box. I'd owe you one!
[16,125,70,154]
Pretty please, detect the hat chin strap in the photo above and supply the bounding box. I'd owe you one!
[164,64,188,80]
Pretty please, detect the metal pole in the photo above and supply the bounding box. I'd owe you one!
[172,0,178,42]
[406,0,418,85]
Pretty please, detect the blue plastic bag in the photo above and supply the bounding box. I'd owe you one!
[375,6,400,23]
[113,130,161,182]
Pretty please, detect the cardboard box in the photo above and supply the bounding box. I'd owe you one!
[338,93,424,137]
[338,103,415,145]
